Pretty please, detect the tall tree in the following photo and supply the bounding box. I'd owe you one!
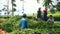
[55,2,60,11]
[43,0,52,8]
[11,0,16,16]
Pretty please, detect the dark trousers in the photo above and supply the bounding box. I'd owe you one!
[44,12,47,21]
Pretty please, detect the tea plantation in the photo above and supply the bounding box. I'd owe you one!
[1,16,60,34]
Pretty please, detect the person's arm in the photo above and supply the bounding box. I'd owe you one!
[52,18,54,23]
[47,19,50,22]
[25,20,28,28]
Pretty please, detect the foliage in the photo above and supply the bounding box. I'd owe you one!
[2,16,21,32]
[48,11,60,21]
[12,0,15,2]
[13,8,16,11]
[55,2,60,11]
[9,28,60,34]
[43,0,52,8]
[1,16,60,34]
[50,8,56,14]
[13,4,16,7]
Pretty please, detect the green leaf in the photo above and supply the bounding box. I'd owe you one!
[56,2,60,11]
[13,3,16,7]
[13,8,16,11]
[12,0,15,2]
[43,0,52,7]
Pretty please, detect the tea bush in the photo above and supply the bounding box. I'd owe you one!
[1,16,60,34]
[2,16,21,32]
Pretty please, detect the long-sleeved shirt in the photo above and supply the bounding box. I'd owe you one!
[47,18,54,23]
[20,18,28,30]
[37,10,41,18]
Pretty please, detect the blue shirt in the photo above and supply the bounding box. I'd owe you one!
[20,18,28,30]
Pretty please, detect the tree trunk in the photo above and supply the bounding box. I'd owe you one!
[7,0,9,17]
[12,0,14,16]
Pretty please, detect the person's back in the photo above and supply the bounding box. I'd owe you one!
[43,8,48,21]
[20,14,28,30]
[37,8,41,20]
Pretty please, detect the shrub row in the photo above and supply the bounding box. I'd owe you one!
[1,16,60,34]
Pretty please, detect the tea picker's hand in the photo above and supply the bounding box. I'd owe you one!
[17,28,21,32]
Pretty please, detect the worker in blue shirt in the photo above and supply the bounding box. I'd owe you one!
[20,14,28,30]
